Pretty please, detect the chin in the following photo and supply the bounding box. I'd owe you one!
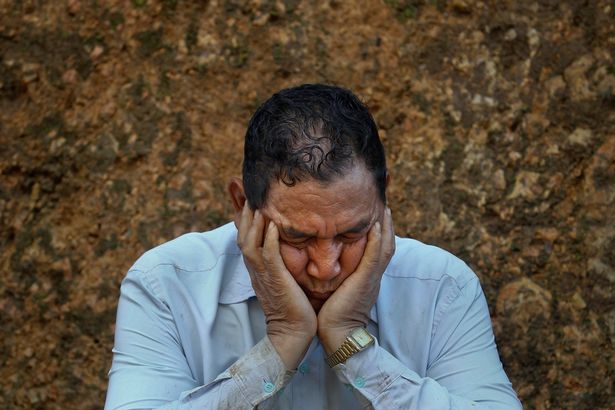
[310,298,326,313]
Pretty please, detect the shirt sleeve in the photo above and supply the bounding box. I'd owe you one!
[332,277,522,409]
[104,269,294,410]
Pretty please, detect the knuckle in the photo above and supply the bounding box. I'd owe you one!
[262,256,276,272]
[262,247,277,263]
[240,246,259,263]
[240,243,254,255]
[383,246,395,260]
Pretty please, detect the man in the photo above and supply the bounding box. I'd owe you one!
[105,84,522,409]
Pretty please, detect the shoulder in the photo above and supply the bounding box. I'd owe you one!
[130,222,240,274]
[385,236,477,291]
[121,222,245,303]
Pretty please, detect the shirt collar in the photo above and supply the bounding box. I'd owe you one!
[218,240,256,304]
[218,237,378,324]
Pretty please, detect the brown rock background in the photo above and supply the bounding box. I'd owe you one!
[1,0,613,408]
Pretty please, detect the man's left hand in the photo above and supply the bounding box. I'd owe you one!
[317,207,395,355]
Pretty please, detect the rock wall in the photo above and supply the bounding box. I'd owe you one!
[1,1,613,408]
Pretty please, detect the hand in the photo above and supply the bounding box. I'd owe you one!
[317,207,395,355]
[236,202,317,369]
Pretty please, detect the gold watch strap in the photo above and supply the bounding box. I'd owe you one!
[325,328,374,367]
[325,338,360,367]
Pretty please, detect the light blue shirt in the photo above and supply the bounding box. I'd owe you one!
[105,222,521,409]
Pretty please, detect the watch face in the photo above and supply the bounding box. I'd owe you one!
[351,328,374,347]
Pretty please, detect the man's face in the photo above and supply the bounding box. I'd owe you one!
[260,164,385,312]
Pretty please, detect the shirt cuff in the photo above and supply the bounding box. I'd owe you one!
[332,337,420,403]
[228,336,296,406]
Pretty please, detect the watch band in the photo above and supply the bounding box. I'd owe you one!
[325,327,374,368]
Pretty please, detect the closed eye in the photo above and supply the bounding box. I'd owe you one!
[337,235,363,244]
[283,238,310,249]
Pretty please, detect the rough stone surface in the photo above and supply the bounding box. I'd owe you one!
[1,1,613,408]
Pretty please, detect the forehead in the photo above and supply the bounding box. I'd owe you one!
[261,165,381,237]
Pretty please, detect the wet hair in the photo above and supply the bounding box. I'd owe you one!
[243,84,387,208]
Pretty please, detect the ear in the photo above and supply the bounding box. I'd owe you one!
[228,177,247,228]
[385,171,392,189]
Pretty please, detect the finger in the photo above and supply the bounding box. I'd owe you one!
[262,223,309,304]
[245,209,266,251]
[237,201,253,249]
[262,221,280,263]
[381,207,395,260]
[262,222,289,275]
[354,221,382,276]
[369,220,383,256]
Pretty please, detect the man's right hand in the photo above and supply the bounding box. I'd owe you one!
[236,202,317,370]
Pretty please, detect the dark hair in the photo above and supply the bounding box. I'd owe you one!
[242,84,387,208]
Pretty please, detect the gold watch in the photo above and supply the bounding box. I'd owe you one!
[325,327,375,368]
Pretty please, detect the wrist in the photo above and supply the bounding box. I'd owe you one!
[267,329,313,370]
[318,325,360,356]
[321,327,376,367]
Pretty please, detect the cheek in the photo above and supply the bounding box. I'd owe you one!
[279,244,308,279]
[340,237,367,274]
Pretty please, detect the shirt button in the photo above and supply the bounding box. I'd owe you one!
[263,382,275,394]
[353,376,365,388]
[298,363,310,374]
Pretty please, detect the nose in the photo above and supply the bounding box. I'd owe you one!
[306,239,342,281]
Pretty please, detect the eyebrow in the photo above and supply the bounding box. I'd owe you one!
[281,219,372,239]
